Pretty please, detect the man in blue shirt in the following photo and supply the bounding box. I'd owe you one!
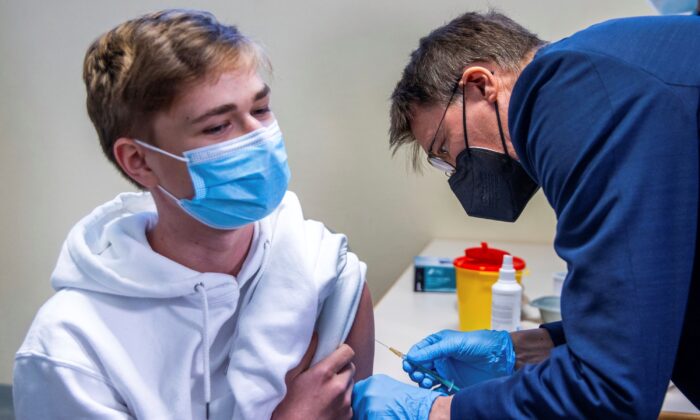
[353,8,700,419]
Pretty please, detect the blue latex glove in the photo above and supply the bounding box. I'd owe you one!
[403,329,515,389]
[352,374,443,420]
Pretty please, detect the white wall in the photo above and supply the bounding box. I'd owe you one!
[0,0,655,383]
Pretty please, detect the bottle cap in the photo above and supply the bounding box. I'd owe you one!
[499,254,516,282]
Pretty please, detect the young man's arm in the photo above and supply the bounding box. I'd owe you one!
[343,283,375,380]
[273,283,374,419]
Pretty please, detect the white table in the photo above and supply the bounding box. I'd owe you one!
[373,239,698,414]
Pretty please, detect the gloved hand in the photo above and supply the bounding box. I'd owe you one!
[352,374,443,420]
[403,329,515,390]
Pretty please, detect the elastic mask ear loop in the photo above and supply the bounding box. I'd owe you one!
[133,139,189,201]
[462,82,471,156]
[134,139,188,163]
[157,184,183,204]
[493,101,512,164]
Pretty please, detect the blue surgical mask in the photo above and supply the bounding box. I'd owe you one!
[136,120,290,230]
[648,0,697,14]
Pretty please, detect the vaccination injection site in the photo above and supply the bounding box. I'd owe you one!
[2,0,700,418]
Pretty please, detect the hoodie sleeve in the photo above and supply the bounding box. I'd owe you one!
[13,354,132,419]
[311,226,367,366]
[226,194,368,420]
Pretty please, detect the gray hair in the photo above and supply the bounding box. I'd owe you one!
[389,11,545,169]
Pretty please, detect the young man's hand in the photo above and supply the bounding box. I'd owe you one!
[272,334,355,420]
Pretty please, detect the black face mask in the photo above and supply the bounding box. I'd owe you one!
[447,84,539,222]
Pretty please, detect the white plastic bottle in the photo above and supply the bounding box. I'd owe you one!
[491,254,522,331]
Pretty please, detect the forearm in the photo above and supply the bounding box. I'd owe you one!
[510,328,555,370]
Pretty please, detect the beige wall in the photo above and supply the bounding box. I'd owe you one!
[0,0,655,383]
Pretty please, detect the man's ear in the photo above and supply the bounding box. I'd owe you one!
[113,138,159,189]
[459,66,499,103]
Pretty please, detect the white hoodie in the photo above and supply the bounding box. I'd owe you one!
[13,191,366,420]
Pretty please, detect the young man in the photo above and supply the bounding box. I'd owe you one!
[13,9,373,419]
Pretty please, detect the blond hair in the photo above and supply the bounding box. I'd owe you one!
[83,9,270,183]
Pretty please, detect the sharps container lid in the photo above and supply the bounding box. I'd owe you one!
[453,242,526,272]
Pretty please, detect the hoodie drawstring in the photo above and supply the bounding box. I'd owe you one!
[195,283,211,419]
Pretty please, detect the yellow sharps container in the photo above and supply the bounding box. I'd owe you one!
[453,242,525,331]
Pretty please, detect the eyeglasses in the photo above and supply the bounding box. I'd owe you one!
[426,80,461,175]
[427,151,456,174]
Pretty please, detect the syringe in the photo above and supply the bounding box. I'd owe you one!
[375,339,461,395]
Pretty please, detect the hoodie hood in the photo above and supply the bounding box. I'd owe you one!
[51,192,236,298]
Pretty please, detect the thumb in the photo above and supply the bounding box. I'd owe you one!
[285,332,318,385]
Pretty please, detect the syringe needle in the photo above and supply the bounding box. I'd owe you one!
[375,339,391,350]
[375,338,461,394]
[375,339,408,359]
